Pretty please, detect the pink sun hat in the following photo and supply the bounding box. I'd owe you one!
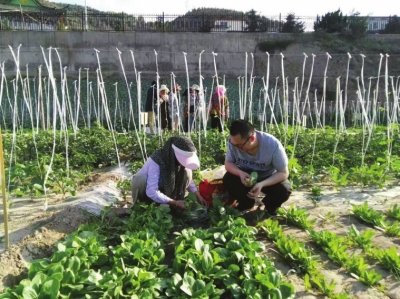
[171,144,200,170]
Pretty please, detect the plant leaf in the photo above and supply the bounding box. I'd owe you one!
[194,238,204,252]
[41,279,60,297]
[22,286,38,299]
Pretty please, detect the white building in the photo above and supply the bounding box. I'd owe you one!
[367,17,389,32]
[212,19,246,32]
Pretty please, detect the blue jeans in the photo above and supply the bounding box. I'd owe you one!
[185,115,196,131]
[189,115,196,130]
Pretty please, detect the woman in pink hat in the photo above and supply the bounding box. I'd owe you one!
[131,136,207,209]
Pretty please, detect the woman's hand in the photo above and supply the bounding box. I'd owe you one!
[170,200,186,210]
[195,192,209,206]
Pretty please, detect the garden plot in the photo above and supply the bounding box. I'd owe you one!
[1,174,399,298]
[0,166,131,293]
[270,187,400,299]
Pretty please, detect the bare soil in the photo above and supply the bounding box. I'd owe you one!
[1,169,400,298]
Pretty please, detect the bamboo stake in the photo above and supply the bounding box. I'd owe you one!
[0,128,9,249]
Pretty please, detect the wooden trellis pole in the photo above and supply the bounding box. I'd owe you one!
[0,128,9,249]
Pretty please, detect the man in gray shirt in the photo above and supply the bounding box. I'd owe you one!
[223,119,292,215]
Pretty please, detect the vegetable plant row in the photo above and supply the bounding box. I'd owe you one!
[0,200,296,299]
[2,124,400,201]
[260,219,348,299]
[275,203,400,289]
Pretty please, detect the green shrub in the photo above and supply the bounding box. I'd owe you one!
[257,39,293,53]
[382,15,400,33]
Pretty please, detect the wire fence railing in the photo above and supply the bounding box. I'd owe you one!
[0,11,396,33]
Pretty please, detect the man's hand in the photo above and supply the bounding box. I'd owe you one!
[247,183,263,199]
[240,171,252,187]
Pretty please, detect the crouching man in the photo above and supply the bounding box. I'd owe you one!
[223,119,292,216]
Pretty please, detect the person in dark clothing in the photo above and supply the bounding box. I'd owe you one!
[182,84,201,132]
[145,81,157,134]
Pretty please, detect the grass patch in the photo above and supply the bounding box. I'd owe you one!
[313,32,400,54]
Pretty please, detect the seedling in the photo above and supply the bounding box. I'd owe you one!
[374,247,400,278]
[51,178,76,200]
[320,211,336,226]
[117,178,132,201]
[327,165,349,190]
[310,186,322,196]
[310,230,348,266]
[346,255,369,275]
[384,221,400,237]
[308,186,323,206]
[347,224,375,250]
[254,210,267,223]
[359,270,382,286]
[308,273,337,297]
[351,201,385,228]
[278,205,316,230]
[387,204,400,221]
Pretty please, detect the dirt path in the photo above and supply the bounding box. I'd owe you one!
[1,168,399,298]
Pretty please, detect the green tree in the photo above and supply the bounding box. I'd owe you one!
[281,13,305,33]
[347,11,368,38]
[314,9,348,33]
[383,15,400,33]
[314,9,367,39]
[198,16,214,32]
[245,9,267,32]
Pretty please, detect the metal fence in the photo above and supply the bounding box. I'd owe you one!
[0,11,393,33]
[0,11,316,32]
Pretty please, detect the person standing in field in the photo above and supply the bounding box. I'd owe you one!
[169,83,182,132]
[209,85,229,132]
[158,84,171,131]
[145,81,157,134]
[182,84,201,132]
[223,119,292,216]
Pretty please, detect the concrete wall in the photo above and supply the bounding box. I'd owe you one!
[0,31,400,84]
[0,31,272,77]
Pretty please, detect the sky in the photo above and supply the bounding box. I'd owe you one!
[52,0,396,17]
